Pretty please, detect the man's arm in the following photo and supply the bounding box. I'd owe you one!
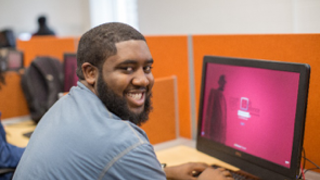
[0,123,25,168]
[99,143,166,180]
[97,141,233,180]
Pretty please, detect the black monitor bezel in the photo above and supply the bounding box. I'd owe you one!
[196,55,310,180]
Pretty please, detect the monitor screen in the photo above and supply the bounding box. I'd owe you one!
[196,55,310,180]
[63,53,78,92]
[7,50,23,70]
[0,49,23,71]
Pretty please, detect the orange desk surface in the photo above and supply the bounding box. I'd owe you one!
[154,144,320,180]
[155,145,238,171]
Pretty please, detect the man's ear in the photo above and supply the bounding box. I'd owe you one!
[81,62,98,86]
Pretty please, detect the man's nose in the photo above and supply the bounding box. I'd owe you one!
[132,68,149,87]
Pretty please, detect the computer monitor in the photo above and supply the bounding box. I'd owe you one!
[7,49,24,70]
[63,53,78,92]
[196,55,310,180]
[0,48,24,71]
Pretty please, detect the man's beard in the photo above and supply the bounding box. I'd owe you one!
[97,74,152,126]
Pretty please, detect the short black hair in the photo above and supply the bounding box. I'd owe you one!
[76,22,146,80]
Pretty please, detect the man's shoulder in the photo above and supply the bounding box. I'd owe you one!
[122,121,149,142]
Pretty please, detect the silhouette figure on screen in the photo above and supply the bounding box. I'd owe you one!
[32,15,56,36]
[204,75,227,144]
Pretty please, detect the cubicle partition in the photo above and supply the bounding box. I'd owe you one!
[140,76,178,144]
[0,71,29,119]
[16,36,78,67]
[145,36,192,139]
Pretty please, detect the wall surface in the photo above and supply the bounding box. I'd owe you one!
[138,0,320,35]
[1,1,320,37]
[0,0,91,37]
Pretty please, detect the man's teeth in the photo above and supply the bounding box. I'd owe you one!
[127,93,142,100]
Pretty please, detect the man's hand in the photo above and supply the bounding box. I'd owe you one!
[164,162,208,180]
[164,162,234,180]
[198,167,234,180]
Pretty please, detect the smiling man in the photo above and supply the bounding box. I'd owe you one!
[94,39,154,125]
[13,22,233,180]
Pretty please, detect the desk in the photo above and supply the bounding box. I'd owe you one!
[4,120,36,147]
[154,140,320,180]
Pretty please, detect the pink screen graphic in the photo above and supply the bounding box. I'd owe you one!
[200,63,300,168]
[7,51,22,69]
[64,56,78,92]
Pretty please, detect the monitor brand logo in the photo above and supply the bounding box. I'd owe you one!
[235,151,242,157]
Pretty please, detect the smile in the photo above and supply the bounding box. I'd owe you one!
[127,92,143,100]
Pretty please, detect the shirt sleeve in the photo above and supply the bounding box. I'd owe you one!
[100,143,166,180]
[0,123,25,168]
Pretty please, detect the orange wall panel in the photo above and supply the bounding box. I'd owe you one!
[146,36,191,138]
[16,36,78,67]
[0,71,29,119]
[193,34,320,171]
[141,77,177,144]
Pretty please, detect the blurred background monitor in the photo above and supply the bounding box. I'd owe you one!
[63,53,78,92]
[0,49,24,71]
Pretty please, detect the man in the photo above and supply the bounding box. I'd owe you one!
[32,15,56,36]
[13,22,233,180]
[0,73,25,180]
[0,118,25,180]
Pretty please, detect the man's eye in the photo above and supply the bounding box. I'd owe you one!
[126,67,133,72]
[120,67,133,72]
[144,66,153,72]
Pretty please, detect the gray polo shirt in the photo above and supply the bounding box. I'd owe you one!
[13,82,166,180]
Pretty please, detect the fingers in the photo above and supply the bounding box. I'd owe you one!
[189,162,209,172]
[221,170,233,177]
[198,167,235,180]
[164,162,210,180]
[216,168,233,178]
[189,162,209,178]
